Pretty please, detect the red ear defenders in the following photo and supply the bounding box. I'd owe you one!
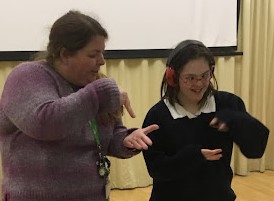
[165,40,215,87]
[165,67,176,87]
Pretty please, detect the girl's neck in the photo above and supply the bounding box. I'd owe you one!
[177,95,200,115]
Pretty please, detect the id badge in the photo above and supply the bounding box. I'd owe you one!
[105,177,111,199]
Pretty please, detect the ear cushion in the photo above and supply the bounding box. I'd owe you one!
[165,67,176,87]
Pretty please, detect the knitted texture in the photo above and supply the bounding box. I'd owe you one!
[0,61,138,201]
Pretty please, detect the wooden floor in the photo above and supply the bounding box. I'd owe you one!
[110,170,274,201]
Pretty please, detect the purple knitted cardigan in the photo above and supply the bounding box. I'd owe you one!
[0,61,138,201]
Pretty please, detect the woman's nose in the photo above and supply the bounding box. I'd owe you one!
[97,53,105,65]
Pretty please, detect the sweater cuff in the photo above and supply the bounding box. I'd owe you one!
[91,78,120,113]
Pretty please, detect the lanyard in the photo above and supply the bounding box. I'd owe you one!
[88,119,102,150]
[68,85,102,149]
[68,85,110,177]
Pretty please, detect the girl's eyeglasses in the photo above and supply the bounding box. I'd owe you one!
[180,70,212,85]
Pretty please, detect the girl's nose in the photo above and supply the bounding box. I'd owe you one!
[195,78,204,86]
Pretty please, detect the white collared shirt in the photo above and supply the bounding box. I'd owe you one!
[164,95,216,119]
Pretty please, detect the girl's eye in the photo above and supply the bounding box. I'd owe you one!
[202,73,210,79]
[188,76,195,81]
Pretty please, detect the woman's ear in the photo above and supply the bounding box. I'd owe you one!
[60,48,70,64]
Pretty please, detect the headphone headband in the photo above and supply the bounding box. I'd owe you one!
[166,40,205,67]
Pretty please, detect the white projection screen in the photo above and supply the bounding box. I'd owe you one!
[0,0,238,59]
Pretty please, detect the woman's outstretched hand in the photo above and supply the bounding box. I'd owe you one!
[123,124,159,150]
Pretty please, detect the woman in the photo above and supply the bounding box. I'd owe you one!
[142,39,269,201]
[0,10,158,201]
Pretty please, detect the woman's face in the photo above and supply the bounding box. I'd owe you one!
[178,57,211,105]
[58,35,106,86]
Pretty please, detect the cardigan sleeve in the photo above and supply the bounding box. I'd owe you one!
[215,93,269,158]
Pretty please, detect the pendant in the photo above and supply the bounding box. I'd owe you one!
[99,166,106,177]
[97,154,111,177]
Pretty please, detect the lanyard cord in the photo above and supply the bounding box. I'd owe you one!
[68,85,102,150]
[88,119,102,150]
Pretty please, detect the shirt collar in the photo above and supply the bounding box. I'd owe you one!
[164,95,216,119]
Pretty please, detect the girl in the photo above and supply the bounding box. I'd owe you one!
[142,40,269,201]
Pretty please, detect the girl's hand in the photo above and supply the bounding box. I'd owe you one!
[209,117,229,132]
[201,149,223,161]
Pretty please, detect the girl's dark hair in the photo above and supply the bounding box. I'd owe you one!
[34,10,108,66]
[161,40,218,107]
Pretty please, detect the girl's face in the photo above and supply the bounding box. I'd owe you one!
[57,35,106,86]
[177,57,211,105]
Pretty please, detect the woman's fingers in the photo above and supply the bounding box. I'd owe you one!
[123,125,159,150]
